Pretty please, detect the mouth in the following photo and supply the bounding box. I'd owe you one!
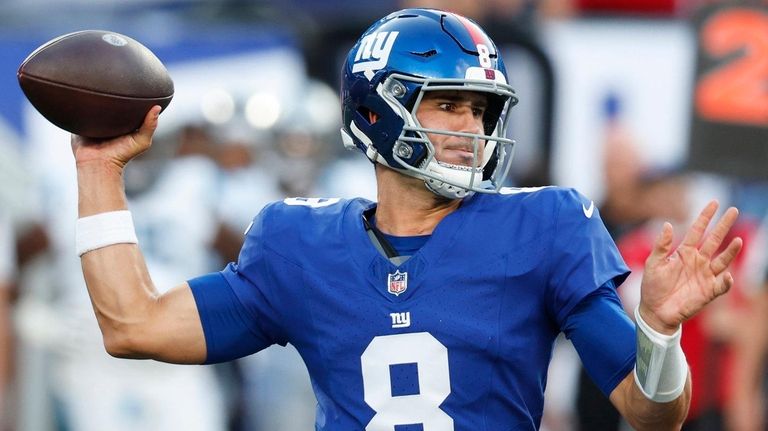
[436,160,479,171]
[441,145,481,166]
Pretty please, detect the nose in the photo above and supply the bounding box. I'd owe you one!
[455,109,483,135]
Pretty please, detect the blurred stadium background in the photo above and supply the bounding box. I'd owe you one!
[1,1,767,430]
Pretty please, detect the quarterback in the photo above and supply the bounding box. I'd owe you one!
[71,9,742,430]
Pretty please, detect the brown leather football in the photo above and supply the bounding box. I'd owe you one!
[17,30,174,139]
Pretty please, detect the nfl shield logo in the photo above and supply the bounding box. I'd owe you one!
[387,270,408,296]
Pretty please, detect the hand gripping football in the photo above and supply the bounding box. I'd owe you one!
[17,30,174,139]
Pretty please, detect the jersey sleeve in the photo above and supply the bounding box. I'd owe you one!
[562,281,636,396]
[188,204,288,364]
[546,189,630,328]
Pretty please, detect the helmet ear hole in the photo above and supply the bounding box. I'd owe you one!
[357,107,379,125]
[483,94,507,135]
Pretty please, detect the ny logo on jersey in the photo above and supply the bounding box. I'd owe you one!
[352,31,399,81]
[390,312,411,328]
[387,270,408,296]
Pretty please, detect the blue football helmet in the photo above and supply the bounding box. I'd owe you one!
[340,8,518,199]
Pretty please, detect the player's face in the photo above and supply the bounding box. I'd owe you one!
[415,90,487,167]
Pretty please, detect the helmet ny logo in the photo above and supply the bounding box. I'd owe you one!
[353,31,399,81]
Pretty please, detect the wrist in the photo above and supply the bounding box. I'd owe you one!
[637,303,679,335]
[76,160,128,217]
[76,158,125,177]
[634,305,688,403]
[76,210,138,256]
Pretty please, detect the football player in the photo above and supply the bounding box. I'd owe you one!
[0,211,15,428]
[70,8,742,430]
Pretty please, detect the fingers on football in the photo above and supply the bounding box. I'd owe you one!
[710,236,743,275]
[700,207,739,259]
[133,105,161,141]
[681,200,719,248]
[140,106,161,132]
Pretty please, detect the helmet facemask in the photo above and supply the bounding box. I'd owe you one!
[378,73,517,199]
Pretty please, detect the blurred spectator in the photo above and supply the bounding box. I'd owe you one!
[0,211,15,431]
[210,120,281,262]
[539,0,710,18]
[613,181,758,431]
[573,90,758,431]
[314,77,377,200]
[273,128,328,197]
[270,79,340,198]
[318,153,377,201]
[725,216,768,431]
[14,120,227,431]
[726,286,768,431]
[398,0,487,19]
[398,0,529,23]
[599,92,690,238]
[577,92,760,430]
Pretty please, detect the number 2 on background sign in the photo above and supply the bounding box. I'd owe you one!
[360,332,454,430]
[695,8,768,126]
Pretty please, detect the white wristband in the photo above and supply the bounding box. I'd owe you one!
[633,306,688,403]
[76,210,138,257]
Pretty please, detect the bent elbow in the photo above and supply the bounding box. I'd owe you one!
[102,331,132,358]
[101,327,150,359]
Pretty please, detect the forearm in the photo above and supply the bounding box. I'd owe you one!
[77,160,160,355]
[70,109,206,363]
[77,160,130,216]
[611,371,690,430]
[610,306,692,430]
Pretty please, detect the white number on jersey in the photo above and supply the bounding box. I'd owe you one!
[360,332,454,430]
[283,197,341,208]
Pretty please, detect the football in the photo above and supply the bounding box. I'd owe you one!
[17,30,174,139]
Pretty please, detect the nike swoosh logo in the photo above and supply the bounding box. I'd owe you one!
[583,201,595,218]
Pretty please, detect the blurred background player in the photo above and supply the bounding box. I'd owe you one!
[726,214,768,431]
[572,91,765,431]
[0,209,16,431]
[14,118,228,431]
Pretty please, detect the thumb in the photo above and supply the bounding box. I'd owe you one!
[648,222,674,265]
[133,105,161,143]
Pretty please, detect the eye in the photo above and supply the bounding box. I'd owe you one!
[472,107,486,118]
[438,102,456,112]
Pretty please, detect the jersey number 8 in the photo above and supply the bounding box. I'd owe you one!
[361,332,454,430]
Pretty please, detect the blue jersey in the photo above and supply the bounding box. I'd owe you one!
[189,187,631,430]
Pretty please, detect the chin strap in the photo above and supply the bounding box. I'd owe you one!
[424,178,473,199]
[422,161,483,199]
